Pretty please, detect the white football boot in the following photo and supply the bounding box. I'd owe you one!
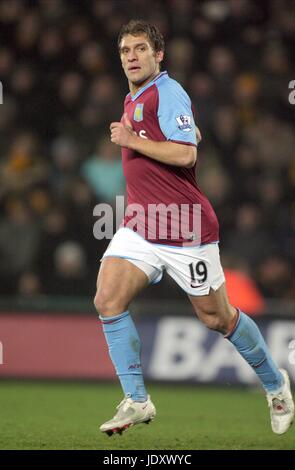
[100,395,156,436]
[266,369,294,434]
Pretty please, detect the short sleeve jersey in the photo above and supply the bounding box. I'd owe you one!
[121,71,219,246]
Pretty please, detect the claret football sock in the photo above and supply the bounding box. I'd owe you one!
[100,310,148,402]
[226,310,283,393]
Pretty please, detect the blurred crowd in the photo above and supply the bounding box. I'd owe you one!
[0,0,294,302]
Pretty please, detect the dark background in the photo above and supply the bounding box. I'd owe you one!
[0,0,294,304]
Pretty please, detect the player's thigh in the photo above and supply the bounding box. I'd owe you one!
[188,281,233,317]
[188,283,236,332]
[157,242,235,330]
[95,256,149,315]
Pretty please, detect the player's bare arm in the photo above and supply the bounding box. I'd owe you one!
[195,126,202,142]
[110,114,197,168]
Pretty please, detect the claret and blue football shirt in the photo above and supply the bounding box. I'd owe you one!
[121,71,219,246]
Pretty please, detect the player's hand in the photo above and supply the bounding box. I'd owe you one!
[110,113,136,148]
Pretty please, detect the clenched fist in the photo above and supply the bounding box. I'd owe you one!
[110,113,137,148]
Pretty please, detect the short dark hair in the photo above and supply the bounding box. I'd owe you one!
[118,19,165,53]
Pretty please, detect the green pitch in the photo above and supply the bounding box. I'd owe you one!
[0,381,294,450]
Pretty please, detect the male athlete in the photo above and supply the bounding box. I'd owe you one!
[95,20,294,436]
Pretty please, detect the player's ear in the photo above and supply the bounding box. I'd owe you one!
[155,50,164,64]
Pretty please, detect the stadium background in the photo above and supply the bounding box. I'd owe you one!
[0,0,295,450]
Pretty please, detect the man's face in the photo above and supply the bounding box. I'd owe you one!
[119,33,163,87]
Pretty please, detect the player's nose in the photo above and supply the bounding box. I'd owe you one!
[127,49,138,61]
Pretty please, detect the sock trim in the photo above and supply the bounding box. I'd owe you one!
[224,308,241,339]
[99,310,129,324]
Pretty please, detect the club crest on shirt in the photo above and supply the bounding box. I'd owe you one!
[176,115,192,132]
[134,103,144,122]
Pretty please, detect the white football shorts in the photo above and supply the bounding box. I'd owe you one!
[101,227,225,296]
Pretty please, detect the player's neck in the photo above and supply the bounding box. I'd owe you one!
[129,70,161,96]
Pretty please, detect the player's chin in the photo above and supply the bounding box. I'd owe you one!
[130,74,148,86]
[128,73,141,83]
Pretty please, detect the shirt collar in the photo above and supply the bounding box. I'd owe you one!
[129,71,168,102]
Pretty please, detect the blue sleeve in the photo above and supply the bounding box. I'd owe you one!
[156,79,197,146]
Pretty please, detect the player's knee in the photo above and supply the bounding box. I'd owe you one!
[198,309,229,334]
[204,316,228,333]
[94,289,126,317]
[93,290,112,316]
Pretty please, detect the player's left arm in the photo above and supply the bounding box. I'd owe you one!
[128,134,197,168]
[111,82,201,168]
[195,126,202,143]
[110,116,197,168]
